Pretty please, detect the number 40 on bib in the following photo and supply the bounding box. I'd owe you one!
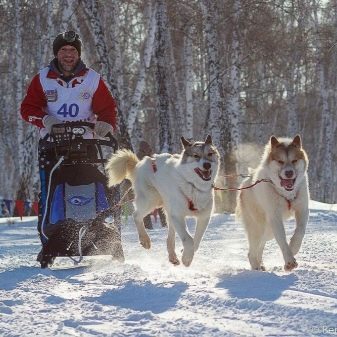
[57,103,79,118]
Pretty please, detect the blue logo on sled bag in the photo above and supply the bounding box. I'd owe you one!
[68,196,94,206]
[65,183,96,220]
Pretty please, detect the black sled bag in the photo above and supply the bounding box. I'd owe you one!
[39,163,117,257]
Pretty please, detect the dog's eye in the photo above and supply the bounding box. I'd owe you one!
[292,160,297,164]
[194,155,200,159]
[207,152,213,157]
[278,160,284,165]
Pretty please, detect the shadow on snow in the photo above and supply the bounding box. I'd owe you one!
[216,270,297,301]
[85,280,188,314]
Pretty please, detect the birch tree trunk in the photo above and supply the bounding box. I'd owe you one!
[41,0,54,65]
[81,0,132,150]
[60,0,76,31]
[202,0,235,212]
[312,0,333,202]
[155,0,172,152]
[285,75,297,135]
[165,26,185,151]
[127,1,157,148]
[184,24,194,140]
[226,0,242,152]
[223,0,243,212]
[106,1,125,115]
[15,0,33,201]
[285,2,303,136]
[200,0,223,150]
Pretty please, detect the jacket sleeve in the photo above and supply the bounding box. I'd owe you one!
[20,74,47,128]
[92,78,117,130]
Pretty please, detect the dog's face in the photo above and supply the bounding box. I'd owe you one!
[180,135,220,182]
[266,135,308,191]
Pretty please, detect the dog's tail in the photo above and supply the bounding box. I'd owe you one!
[106,149,139,186]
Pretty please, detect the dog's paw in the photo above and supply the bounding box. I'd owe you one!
[181,249,194,267]
[169,256,180,266]
[284,258,298,271]
[139,234,151,249]
[182,255,193,267]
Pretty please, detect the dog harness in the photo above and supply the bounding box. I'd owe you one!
[150,158,198,212]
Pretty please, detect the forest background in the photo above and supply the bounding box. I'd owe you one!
[1,0,336,212]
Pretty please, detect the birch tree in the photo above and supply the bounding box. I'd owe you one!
[184,23,194,140]
[60,0,77,32]
[222,0,243,212]
[14,0,37,201]
[200,0,223,151]
[155,0,172,152]
[311,0,334,200]
[226,0,242,152]
[81,0,132,149]
[127,1,157,148]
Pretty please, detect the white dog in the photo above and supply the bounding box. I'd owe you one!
[236,135,309,271]
[106,135,220,266]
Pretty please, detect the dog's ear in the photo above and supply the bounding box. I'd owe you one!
[181,136,191,149]
[205,134,212,145]
[270,136,279,148]
[291,134,302,148]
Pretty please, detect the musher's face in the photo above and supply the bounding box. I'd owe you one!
[56,45,79,75]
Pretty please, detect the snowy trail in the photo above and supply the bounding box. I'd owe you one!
[1,201,337,336]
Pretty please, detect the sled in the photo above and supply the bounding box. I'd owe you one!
[37,121,123,268]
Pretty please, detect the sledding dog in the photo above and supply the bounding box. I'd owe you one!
[236,135,309,271]
[106,135,220,266]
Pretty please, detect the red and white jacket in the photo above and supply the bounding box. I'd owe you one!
[21,60,117,134]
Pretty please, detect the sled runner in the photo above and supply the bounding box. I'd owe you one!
[37,121,124,268]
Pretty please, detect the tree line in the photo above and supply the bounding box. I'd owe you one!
[0,0,336,208]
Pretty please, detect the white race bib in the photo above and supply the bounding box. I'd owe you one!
[39,67,100,137]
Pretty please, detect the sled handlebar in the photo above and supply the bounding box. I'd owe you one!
[42,122,117,146]
[39,122,118,164]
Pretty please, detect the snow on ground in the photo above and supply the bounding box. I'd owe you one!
[0,200,337,337]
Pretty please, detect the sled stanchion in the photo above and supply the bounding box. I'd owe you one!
[69,224,89,265]
[40,156,65,241]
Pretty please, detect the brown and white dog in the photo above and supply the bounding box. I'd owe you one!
[236,135,309,271]
[106,136,220,266]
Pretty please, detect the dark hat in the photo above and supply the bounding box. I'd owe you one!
[53,31,82,56]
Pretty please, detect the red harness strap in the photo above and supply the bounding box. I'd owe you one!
[188,199,198,211]
[151,158,157,172]
[284,192,297,210]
